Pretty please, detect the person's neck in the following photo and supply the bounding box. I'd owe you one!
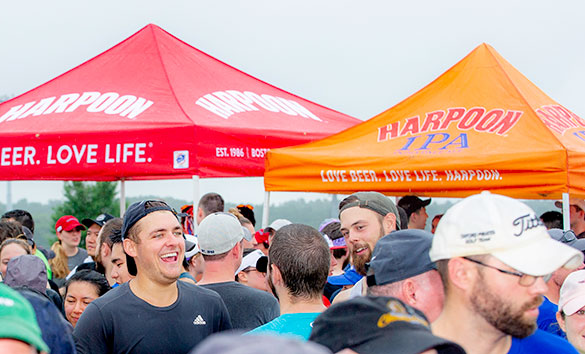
[197,260,235,285]
[544,281,560,304]
[332,263,345,276]
[278,290,326,315]
[432,297,511,354]
[573,223,585,238]
[129,276,179,307]
[62,244,78,257]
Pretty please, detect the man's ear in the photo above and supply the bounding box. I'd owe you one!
[237,271,248,282]
[401,279,417,307]
[556,311,566,332]
[232,242,241,257]
[101,243,111,258]
[123,239,137,258]
[271,264,283,286]
[383,213,397,234]
[447,257,476,292]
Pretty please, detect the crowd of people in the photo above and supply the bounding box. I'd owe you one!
[1,191,585,353]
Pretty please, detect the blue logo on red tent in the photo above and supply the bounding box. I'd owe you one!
[173,151,189,169]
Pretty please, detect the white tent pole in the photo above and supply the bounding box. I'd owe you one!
[193,175,200,232]
[563,192,570,231]
[119,179,126,217]
[262,191,271,229]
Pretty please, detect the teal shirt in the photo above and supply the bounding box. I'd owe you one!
[246,313,320,340]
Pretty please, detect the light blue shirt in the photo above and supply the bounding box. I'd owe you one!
[246,312,320,340]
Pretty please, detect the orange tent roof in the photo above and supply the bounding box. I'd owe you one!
[264,43,585,199]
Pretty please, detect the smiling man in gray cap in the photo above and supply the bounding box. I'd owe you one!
[334,191,400,303]
[198,212,279,330]
[367,229,444,322]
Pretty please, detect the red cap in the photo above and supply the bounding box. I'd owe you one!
[55,215,86,233]
[254,229,270,244]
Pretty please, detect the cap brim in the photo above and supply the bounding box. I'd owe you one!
[328,270,362,286]
[421,198,432,207]
[562,296,585,316]
[242,227,252,242]
[570,239,585,252]
[81,218,97,228]
[0,318,49,353]
[493,238,584,276]
[256,256,268,273]
[184,239,196,251]
[351,326,465,354]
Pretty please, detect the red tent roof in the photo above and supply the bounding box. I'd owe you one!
[0,24,359,181]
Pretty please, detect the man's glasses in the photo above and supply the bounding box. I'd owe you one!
[463,257,551,287]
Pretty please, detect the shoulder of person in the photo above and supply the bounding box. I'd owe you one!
[179,280,225,301]
[513,329,579,353]
[83,282,127,311]
[331,288,352,305]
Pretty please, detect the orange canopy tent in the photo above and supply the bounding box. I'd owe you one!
[264,44,585,206]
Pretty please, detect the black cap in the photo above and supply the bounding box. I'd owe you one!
[397,195,431,216]
[309,296,465,354]
[122,200,177,276]
[367,229,436,287]
[256,255,268,273]
[82,213,115,228]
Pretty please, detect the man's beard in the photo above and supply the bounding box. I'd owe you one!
[267,270,279,301]
[352,243,372,276]
[470,272,542,338]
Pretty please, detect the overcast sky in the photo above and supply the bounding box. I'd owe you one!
[0,0,583,206]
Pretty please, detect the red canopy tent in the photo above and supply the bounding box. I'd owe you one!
[0,24,359,214]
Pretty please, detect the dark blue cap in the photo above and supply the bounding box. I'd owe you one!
[122,200,180,277]
[367,229,436,287]
[122,200,175,240]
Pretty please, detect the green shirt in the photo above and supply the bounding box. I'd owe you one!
[34,250,52,280]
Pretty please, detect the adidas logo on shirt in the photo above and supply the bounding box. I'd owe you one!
[193,315,206,325]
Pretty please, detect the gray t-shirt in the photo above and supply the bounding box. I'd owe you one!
[73,281,232,354]
[201,281,279,330]
[67,248,88,271]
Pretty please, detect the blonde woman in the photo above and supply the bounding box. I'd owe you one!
[49,215,87,288]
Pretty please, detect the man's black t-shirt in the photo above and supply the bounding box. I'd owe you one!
[201,281,279,330]
[73,281,232,354]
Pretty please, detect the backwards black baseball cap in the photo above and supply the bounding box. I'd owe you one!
[397,195,431,216]
[309,296,465,354]
[122,200,193,276]
[82,213,115,229]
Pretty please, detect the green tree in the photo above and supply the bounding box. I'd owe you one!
[51,182,118,247]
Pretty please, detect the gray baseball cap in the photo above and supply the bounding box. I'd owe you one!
[367,229,436,287]
[339,192,400,229]
[549,228,585,252]
[198,212,251,255]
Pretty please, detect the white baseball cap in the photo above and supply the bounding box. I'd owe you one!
[198,212,245,255]
[235,249,265,276]
[430,191,583,276]
[266,219,292,232]
[559,270,585,315]
[184,234,200,259]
